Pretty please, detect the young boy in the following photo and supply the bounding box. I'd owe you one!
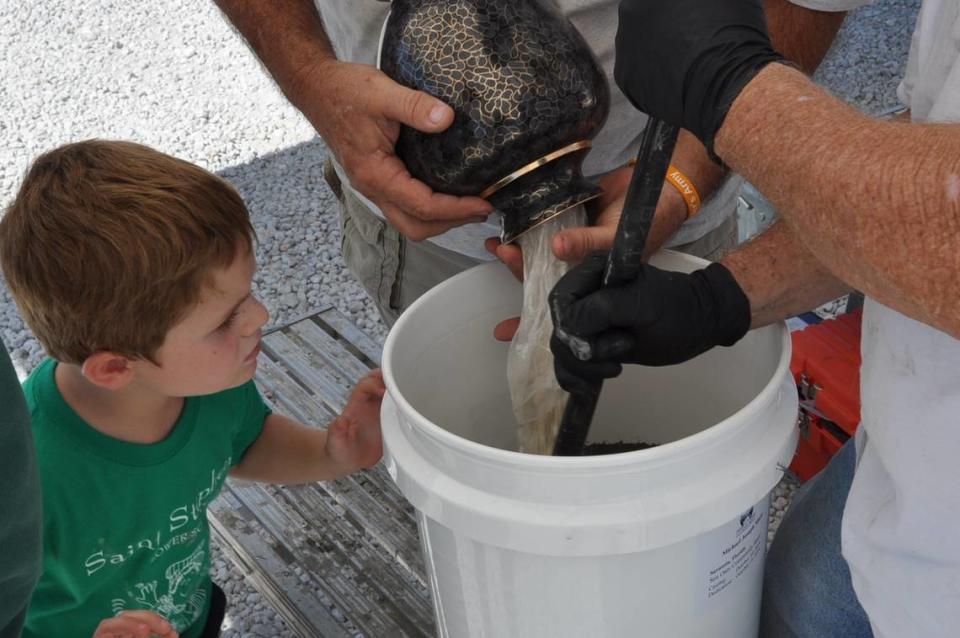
[0,140,386,638]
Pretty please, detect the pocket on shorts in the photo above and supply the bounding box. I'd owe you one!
[341,203,386,290]
[322,159,344,203]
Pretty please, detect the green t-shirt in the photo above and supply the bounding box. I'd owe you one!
[0,346,42,638]
[23,359,269,638]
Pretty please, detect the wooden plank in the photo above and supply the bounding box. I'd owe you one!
[254,355,337,426]
[289,318,372,383]
[210,309,435,637]
[348,465,417,522]
[208,487,351,638]
[256,352,415,528]
[259,330,415,523]
[340,471,417,542]
[274,484,433,635]
[315,472,425,583]
[317,307,383,366]
[262,306,334,337]
[257,359,424,578]
[261,331,352,413]
[228,481,433,637]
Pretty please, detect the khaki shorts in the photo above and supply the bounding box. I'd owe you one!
[327,161,480,326]
[325,161,738,326]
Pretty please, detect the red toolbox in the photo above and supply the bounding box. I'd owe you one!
[788,310,862,482]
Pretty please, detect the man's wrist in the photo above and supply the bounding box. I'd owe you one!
[659,185,689,228]
[687,32,786,155]
[664,164,702,218]
[286,56,338,111]
[669,130,728,212]
[643,184,689,255]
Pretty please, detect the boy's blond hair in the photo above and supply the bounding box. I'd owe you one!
[0,140,256,365]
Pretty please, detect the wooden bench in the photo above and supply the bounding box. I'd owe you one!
[208,307,435,637]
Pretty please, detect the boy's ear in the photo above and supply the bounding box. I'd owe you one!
[81,352,135,390]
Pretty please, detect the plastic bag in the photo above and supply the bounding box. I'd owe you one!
[507,206,587,454]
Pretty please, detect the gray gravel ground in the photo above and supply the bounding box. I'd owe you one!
[0,0,919,635]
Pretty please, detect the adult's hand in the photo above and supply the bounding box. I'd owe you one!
[486,163,689,341]
[485,166,631,281]
[485,186,625,341]
[614,0,785,155]
[297,60,493,241]
[548,251,751,390]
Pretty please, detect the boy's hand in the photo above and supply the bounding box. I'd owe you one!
[326,370,386,473]
[93,610,178,638]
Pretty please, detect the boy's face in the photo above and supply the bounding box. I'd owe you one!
[130,247,269,397]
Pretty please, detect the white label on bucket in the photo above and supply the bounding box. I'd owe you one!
[695,497,769,612]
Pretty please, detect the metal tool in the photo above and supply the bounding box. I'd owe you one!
[552,118,680,456]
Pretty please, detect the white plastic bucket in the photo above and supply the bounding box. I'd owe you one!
[381,251,798,638]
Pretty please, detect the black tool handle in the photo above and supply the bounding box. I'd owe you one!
[552,118,679,456]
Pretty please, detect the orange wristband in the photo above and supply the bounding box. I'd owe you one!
[625,159,703,218]
[664,164,702,218]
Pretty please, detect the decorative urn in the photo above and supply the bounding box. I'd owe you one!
[379,0,610,243]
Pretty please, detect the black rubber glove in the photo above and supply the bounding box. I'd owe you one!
[613,0,785,156]
[549,252,751,392]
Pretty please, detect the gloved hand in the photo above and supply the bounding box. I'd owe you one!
[613,0,785,156]
[549,252,751,392]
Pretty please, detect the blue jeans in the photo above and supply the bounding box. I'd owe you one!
[760,441,873,637]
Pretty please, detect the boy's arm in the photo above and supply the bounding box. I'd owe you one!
[230,371,384,484]
[229,413,341,483]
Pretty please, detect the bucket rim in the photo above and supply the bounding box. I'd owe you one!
[382,254,792,469]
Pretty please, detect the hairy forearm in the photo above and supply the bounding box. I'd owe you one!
[644,2,843,253]
[711,5,849,328]
[230,414,345,484]
[722,221,850,328]
[213,0,335,108]
[718,63,960,337]
[671,1,842,193]
[636,131,725,255]
[670,131,726,199]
